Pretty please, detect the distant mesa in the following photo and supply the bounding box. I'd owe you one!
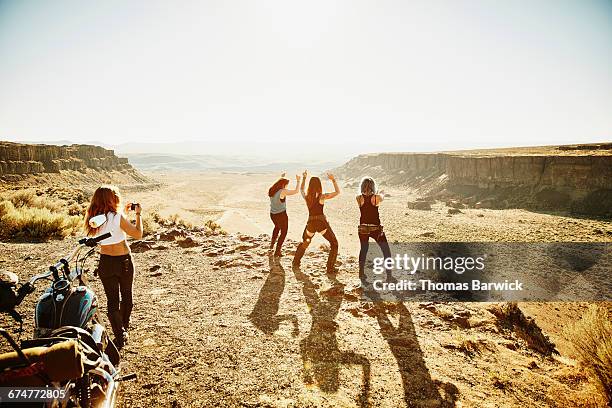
[0,141,146,183]
[335,143,612,217]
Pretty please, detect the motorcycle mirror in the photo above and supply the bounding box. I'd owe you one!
[0,271,19,312]
[89,214,107,229]
[0,270,19,287]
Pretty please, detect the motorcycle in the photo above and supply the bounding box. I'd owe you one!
[0,214,134,407]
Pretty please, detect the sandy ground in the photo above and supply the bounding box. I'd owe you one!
[1,171,611,407]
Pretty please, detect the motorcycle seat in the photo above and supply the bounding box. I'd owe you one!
[0,339,84,386]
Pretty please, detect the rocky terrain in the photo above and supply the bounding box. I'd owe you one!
[0,226,608,407]
[334,143,612,216]
[0,164,610,407]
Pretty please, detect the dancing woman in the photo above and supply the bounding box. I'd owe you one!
[356,177,393,282]
[268,173,301,257]
[292,171,340,274]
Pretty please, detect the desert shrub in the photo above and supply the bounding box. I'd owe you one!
[67,202,86,216]
[168,213,192,229]
[5,189,63,213]
[0,204,81,241]
[0,200,14,218]
[149,210,164,225]
[141,210,161,237]
[567,305,612,403]
[204,219,225,235]
[151,212,192,229]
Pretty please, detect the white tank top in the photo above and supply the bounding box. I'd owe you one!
[97,212,127,245]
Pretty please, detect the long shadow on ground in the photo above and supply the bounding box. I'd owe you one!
[248,257,299,336]
[293,266,371,408]
[375,302,459,407]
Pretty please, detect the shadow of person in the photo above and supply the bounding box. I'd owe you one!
[375,302,458,408]
[293,265,371,408]
[248,257,299,336]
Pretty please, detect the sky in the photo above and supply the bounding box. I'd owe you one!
[0,0,611,157]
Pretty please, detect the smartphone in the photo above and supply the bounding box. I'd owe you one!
[130,203,139,211]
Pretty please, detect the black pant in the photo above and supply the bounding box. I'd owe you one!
[293,223,338,273]
[270,211,288,256]
[98,254,134,340]
[359,228,392,278]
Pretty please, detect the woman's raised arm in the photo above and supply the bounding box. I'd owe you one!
[322,173,340,200]
[300,170,307,199]
[281,174,301,198]
[120,203,143,239]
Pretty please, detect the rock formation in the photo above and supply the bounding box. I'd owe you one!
[335,144,612,216]
[0,142,133,175]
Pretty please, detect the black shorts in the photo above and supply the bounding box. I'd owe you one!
[306,215,328,233]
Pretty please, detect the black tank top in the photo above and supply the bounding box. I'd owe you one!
[308,196,324,216]
[359,194,380,225]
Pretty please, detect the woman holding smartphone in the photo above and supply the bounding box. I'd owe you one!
[85,185,144,349]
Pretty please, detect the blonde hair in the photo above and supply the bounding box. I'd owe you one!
[84,185,121,236]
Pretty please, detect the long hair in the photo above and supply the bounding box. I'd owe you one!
[85,185,121,236]
[268,178,289,198]
[360,177,377,196]
[305,177,323,208]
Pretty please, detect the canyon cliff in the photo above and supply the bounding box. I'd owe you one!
[0,142,147,184]
[335,144,612,216]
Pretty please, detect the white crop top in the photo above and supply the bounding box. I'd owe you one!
[97,212,127,245]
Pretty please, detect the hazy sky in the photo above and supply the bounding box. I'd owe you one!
[1,0,611,154]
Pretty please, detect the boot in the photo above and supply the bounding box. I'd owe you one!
[121,303,132,332]
[326,245,338,274]
[108,311,125,349]
[292,243,306,269]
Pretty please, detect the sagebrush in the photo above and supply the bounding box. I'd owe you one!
[567,305,612,404]
[0,200,81,241]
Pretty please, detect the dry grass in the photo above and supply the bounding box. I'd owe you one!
[0,189,84,241]
[566,305,612,404]
[166,213,193,229]
[0,200,81,241]
[141,210,225,237]
[141,210,161,237]
[148,210,192,229]
[204,219,226,235]
[3,188,64,212]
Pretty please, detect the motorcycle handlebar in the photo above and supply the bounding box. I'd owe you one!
[24,232,111,292]
[78,232,111,247]
[3,232,111,316]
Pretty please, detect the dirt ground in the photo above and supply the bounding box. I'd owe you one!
[1,171,611,407]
